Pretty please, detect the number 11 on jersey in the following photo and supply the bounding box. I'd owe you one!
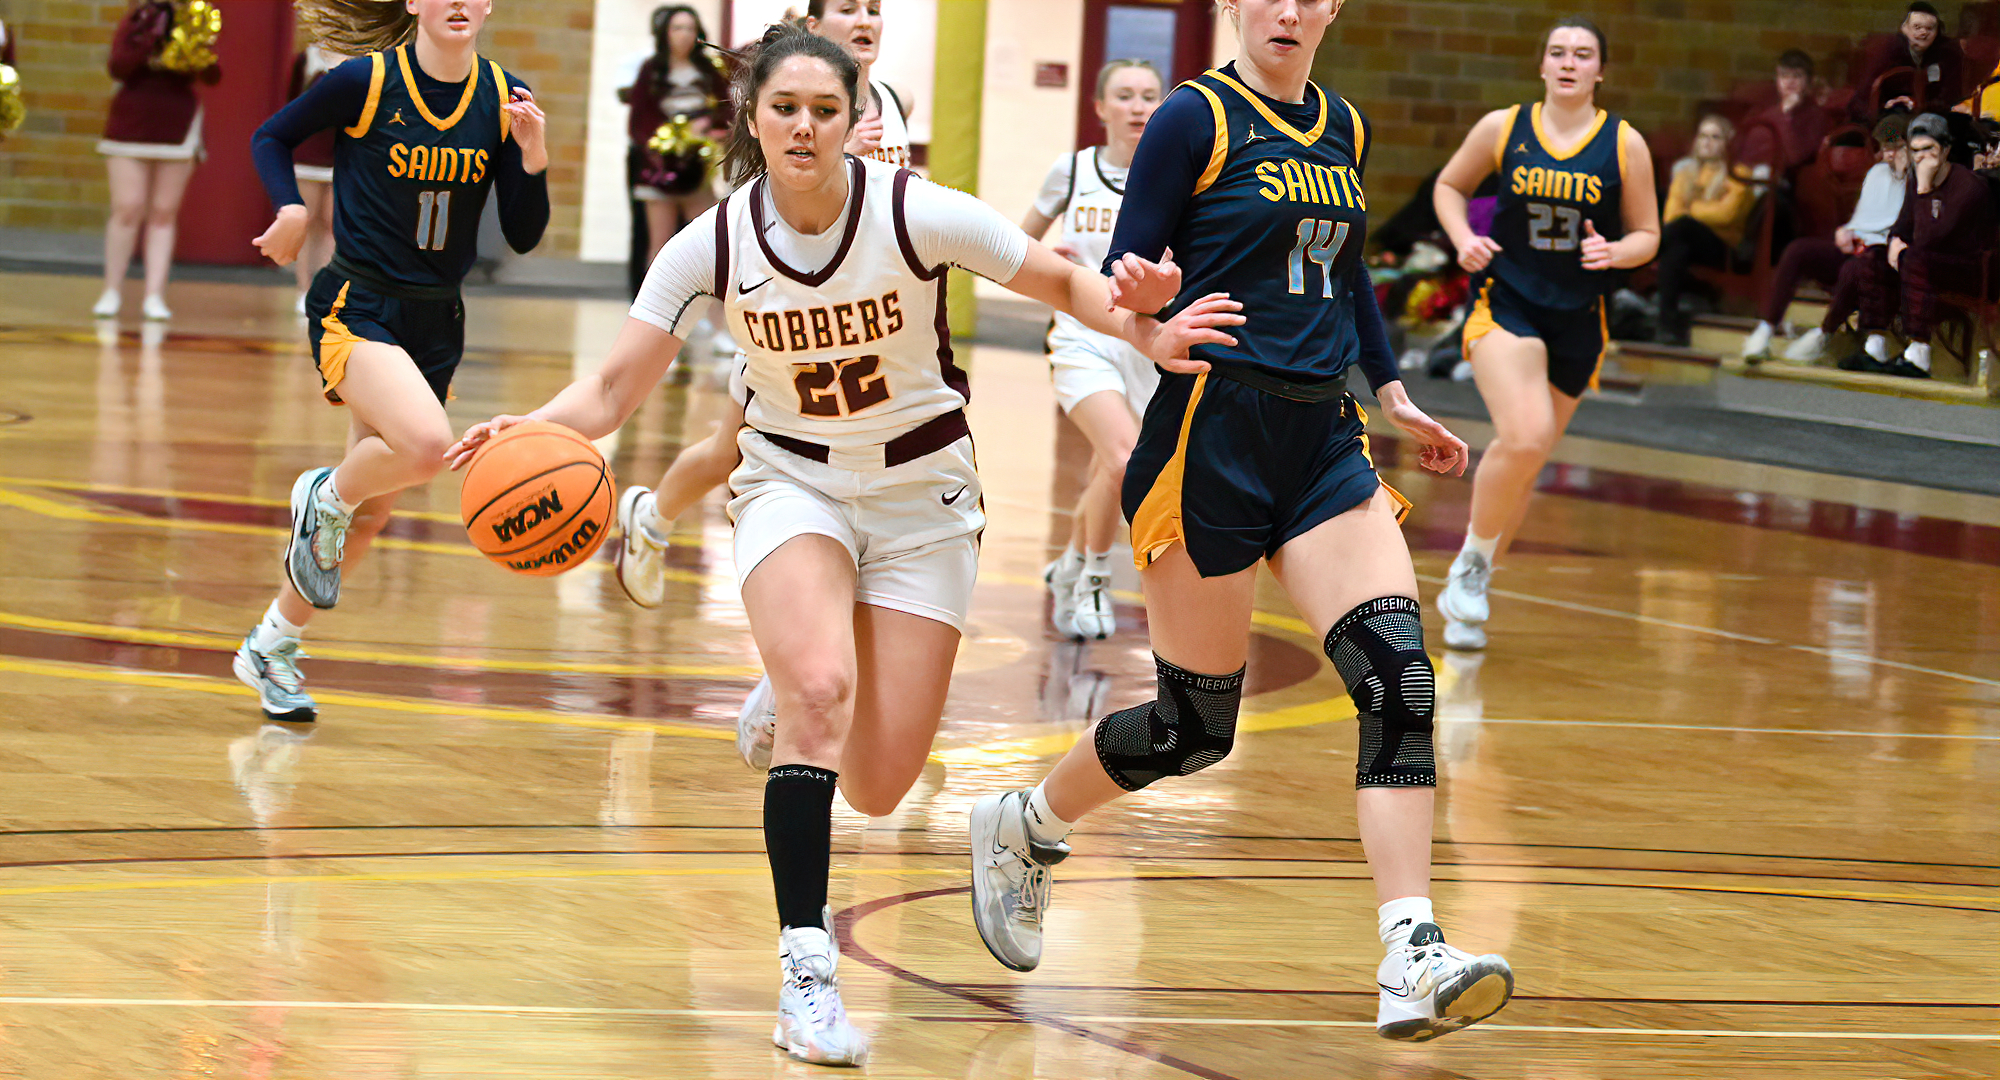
[1288,218,1350,298]
[415,190,452,252]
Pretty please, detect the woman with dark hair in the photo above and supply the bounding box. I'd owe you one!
[1431,16,1659,650]
[446,22,1228,1063]
[230,0,549,725]
[967,0,1502,1045]
[628,4,728,263]
[95,0,223,322]
[1022,58,1164,640]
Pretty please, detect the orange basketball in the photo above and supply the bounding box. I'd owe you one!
[460,420,616,576]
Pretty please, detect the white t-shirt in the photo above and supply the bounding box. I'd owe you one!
[1846,161,1908,247]
[632,156,1028,453]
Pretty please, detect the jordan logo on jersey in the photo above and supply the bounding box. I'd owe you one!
[1244,123,1270,144]
[389,109,407,126]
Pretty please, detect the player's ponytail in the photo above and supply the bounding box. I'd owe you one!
[720,21,862,185]
[296,0,417,56]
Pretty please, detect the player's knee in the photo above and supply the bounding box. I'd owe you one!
[401,428,455,474]
[1097,451,1129,490]
[841,780,904,819]
[1501,421,1559,460]
[1325,597,1436,789]
[782,668,855,728]
[1092,655,1244,791]
[110,198,146,228]
[145,204,178,230]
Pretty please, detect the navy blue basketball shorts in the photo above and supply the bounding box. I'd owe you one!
[305,268,464,406]
[1122,370,1411,579]
[1463,273,1607,399]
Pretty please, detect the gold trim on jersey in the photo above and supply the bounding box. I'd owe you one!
[1492,104,1521,171]
[1186,82,1231,195]
[491,59,511,142]
[1530,102,1608,162]
[1205,69,1328,146]
[1615,119,1634,186]
[396,45,482,132]
[1129,372,1208,569]
[1342,98,1366,164]
[344,52,386,138]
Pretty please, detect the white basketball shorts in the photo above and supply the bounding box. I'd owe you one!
[1047,319,1160,416]
[727,431,983,632]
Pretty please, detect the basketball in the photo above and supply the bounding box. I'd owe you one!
[459,420,615,576]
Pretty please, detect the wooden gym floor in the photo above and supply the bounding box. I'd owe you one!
[0,271,1994,1079]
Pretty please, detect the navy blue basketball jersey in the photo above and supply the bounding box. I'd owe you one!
[1487,103,1631,310]
[330,46,520,291]
[1135,65,1373,385]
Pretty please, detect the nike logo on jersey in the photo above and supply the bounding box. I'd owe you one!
[740,277,773,295]
[942,486,969,506]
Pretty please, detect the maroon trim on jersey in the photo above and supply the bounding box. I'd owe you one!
[712,191,733,300]
[890,168,944,281]
[931,275,969,402]
[750,156,866,287]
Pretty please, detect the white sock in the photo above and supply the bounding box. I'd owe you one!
[248,600,304,652]
[1864,333,1890,363]
[1082,550,1113,578]
[1905,342,1931,372]
[1377,895,1435,951]
[1459,532,1499,564]
[640,491,670,539]
[318,473,358,514]
[1023,782,1074,846]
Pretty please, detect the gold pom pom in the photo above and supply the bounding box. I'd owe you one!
[648,114,718,161]
[0,65,24,136]
[153,0,223,75]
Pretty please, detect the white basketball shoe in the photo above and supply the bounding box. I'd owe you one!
[1069,570,1116,640]
[736,675,776,771]
[1043,552,1083,638]
[613,486,669,609]
[969,789,1069,971]
[1437,548,1492,651]
[1376,922,1514,1041]
[773,926,868,1066]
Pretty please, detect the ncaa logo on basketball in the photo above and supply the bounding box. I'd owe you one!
[492,486,564,544]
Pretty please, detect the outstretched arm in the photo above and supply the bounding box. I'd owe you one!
[447,318,684,468]
[1003,243,1240,374]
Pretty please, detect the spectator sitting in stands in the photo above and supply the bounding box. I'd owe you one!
[1748,113,1910,361]
[1741,49,1831,178]
[1654,115,1757,345]
[1842,113,1996,378]
[1850,2,1963,121]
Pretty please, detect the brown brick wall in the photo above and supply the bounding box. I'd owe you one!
[0,0,592,256]
[1315,0,1928,230]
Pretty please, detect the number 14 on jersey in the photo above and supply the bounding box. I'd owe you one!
[1287,218,1351,298]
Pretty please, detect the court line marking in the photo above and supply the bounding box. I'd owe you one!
[0,998,1984,1041]
[0,609,756,679]
[1461,717,2000,741]
[0,656,734,742]
[0,475,461,523]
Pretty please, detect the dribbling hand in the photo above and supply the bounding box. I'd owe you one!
[253,205,310,267]
[1579,220,1614,271]
[446,414,533,471]
[1376,382,1469,476]
[1143,292,1243,374]
[1457,235,1502,273]
[1107,247,1180,314]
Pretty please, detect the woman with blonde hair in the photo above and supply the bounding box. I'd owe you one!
[1653,113,1754,345]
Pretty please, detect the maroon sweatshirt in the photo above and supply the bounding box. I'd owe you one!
[1850,32,1966,120]
[1892,162,1997,265]
[102,2,222,146]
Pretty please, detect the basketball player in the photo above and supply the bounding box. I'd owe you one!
[969,0,1514,1043]
[232,0,550,723]
[1430,18,1659,650]
[1024,59,1164,641]
[443,23,1233,1065]
[611,0,912,615]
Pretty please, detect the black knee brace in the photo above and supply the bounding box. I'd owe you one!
[1093,656,1245,792]
[1325,596,1436,788]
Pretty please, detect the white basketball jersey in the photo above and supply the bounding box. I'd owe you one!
[716,157,960,454]
[1051,147,1126,342]
[859,79,912,170]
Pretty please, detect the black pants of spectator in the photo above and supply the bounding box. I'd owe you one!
[1858,245,1984,342]
[1816,247,1874,333]
[627,146,649,299]
[1761,236,1847,325]
[1655,216,1733,336]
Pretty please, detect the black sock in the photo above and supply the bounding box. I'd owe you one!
[764,763,838,933]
